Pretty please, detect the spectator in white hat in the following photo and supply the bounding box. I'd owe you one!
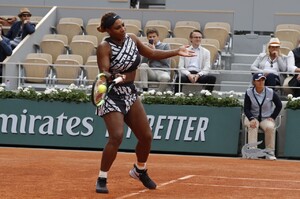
[251,37,288,88]
[4,7,35,49]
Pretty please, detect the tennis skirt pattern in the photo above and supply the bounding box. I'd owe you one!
[96,82,138,117]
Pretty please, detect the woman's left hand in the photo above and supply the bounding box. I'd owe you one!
[178,45,196,57]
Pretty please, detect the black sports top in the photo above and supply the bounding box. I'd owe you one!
[105,34,141,75]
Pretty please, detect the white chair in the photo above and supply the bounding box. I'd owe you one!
[53,54,84,85]
[241,113,282,145]
[21,53,53,83]
[85,21,108,45]
[84,55,99,85]
[69,35,98,63]
[56,17,84,44]
[175,20,201,30]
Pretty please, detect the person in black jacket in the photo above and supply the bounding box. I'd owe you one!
[4,8,35,49]
[288,43,300,97]
[0,25,12,83]
[243,73,282,160]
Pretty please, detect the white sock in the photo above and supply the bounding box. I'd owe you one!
[99,170,107,178]
[135,162,146,170]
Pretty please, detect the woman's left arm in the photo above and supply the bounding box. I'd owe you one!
[131,34,195,60]
[271,92,283,120]
[277,55,288,72]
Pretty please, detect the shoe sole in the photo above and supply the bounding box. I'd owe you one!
[96,189,109,194]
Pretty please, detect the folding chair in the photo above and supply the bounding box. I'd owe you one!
[242,113,282,145]
[53,54,84,85]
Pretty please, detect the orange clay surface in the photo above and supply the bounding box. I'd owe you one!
[1,147,300,199]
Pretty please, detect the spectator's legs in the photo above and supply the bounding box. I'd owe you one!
[174,74,190,93]
[265,73,280,88]
[244,117,259,147]
[260,118,276,150]
[148,70,170,92]
[139,63,149,90]
[197,75,216,92]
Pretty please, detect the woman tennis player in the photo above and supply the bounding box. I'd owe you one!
[95,12,195,193]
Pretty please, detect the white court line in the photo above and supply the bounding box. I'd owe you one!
[184,183,300,191]
[196,175,300,184]
[182,175,300,191]
[116,175,195,199]
[116,174,300,199]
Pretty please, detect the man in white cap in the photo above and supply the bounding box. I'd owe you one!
[243,73,282,160]
[4,7,35,49]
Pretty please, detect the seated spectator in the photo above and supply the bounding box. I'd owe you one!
[243,73,282,160]
[286,38,300,97]
[174,29,216,93]
[0,16,17,27]
[137,28,171,92]
[251,38,288,88]
[0,25,13,83]
[4,8,35,49]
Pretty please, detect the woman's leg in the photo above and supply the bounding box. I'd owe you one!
[124,97,157,189]
[259,119,276,150]
[244,117,259,146]
[96,111,125,193]
[125,98,152,163]
[100,112,125,171]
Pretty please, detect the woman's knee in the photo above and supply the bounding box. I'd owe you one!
[138,129,153,144]
[108,131,124,147]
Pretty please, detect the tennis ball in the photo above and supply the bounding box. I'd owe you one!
[98,84,107,93]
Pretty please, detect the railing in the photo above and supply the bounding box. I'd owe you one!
[0,61,299,98]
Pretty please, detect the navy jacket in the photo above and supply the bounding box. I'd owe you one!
[5,21,35,40]
[244,86,282,121]
[0,37,12,62]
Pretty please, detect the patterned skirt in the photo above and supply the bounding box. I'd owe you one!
[95,82,138,117]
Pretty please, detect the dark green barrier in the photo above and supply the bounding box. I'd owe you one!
[284,109,300,157]
[0,100,241,155]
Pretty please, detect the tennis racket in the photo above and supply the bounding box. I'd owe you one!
[91,73,108,107]
[91,73,124,107]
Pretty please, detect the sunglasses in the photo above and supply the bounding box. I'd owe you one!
[21,14,31,17]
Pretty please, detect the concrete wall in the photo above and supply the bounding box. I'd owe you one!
[2,0,300,32]
[166,0,300,32]
[0,0,130,8]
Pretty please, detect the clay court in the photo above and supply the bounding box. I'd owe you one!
[1,147,300,199]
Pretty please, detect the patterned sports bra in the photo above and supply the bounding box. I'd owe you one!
[105,34,141,75]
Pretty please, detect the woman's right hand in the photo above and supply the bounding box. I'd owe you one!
[249,119,257,128]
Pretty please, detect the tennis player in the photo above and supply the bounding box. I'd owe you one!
[95,12,195,193]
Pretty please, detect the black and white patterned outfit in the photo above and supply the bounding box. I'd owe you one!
[96,34,141,117]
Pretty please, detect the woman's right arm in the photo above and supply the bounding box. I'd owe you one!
[251,54,264,73]
[244,92,255,121]
[96,41,111,73]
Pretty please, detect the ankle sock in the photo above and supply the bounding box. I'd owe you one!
[136,162,146,170]
[99,170,107,178]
